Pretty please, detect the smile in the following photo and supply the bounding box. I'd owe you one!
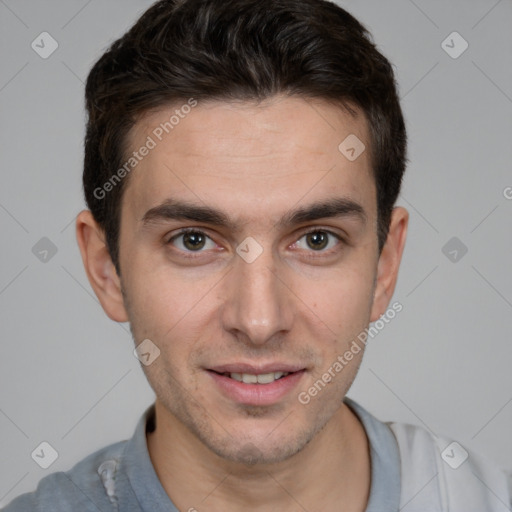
[223,372,289,384]
[207,368,306,406]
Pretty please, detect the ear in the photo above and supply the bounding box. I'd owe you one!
[75,210,129,322]
[370,206,408,322]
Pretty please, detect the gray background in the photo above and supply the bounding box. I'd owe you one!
[1,0,511,506]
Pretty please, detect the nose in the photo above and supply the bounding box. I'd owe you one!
[220,245,294,346]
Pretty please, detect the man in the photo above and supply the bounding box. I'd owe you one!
[3,0,511,510]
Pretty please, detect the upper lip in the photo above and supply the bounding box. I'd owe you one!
[207,363,306,374]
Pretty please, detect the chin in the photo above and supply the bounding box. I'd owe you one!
[155,374,340,466]
[193,411,329,467]
[208,431,312,466]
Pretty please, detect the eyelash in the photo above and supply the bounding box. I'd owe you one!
[293,228,343,255]
[166,227,343,258]
[166,228,217,258]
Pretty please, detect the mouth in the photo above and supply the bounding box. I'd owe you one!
[205,365,306,406]
[211,370,291,384]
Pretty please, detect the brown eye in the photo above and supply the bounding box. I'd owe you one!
[182,232,206,251]
[294,230,341,253]
[305,231,329,250]
[169,230,216,252]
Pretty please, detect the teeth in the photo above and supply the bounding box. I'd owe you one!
[243,373,258,384]
[229,372,289,384]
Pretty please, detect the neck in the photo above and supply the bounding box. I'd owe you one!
[147,400,371,512]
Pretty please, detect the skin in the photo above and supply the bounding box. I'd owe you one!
[76,95,408,512]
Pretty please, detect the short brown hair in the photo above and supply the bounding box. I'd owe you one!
[83,0,407,273]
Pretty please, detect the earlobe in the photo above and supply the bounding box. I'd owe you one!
[75,210,129,323]
[370,206,408,322]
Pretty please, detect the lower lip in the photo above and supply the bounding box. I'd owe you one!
[207,370,305,406]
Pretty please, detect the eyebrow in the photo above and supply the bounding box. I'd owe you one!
[140,197,367,231]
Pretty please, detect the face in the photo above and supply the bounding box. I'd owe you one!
[107,96,391,464]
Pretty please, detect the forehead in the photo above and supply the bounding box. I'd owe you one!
[121,96,376,225]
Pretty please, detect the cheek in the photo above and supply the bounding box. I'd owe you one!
[126,252,202,317]
[124,261,222,358]
[292,258,376,336]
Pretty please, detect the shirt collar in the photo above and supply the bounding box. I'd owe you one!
[344,397,402,512]
[123,404,178,512]
[122,399,401,512]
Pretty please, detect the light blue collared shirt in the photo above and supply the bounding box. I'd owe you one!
[2,397,401,511]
